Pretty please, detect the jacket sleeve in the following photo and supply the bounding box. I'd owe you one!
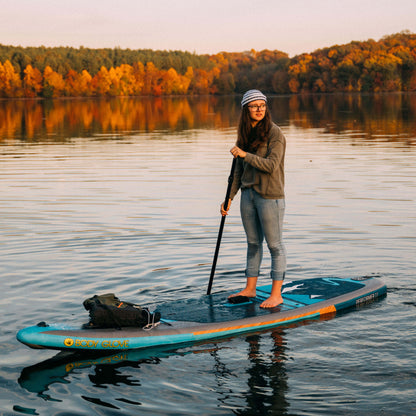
[244,125,285,174]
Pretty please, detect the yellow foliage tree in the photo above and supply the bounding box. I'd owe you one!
[116,64,135,96]
[162,68,182,95]
[23,64,43,97]
[43,66,66,97]
[132,62,145,95]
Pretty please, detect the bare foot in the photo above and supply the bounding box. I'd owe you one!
[228,288,256,300]
[228,277,258,300]
[260,280,284,308]
[260,295,283,309]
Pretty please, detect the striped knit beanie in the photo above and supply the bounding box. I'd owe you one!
[241,89,267,107]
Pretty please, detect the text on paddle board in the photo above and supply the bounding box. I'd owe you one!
[64,338,129,349]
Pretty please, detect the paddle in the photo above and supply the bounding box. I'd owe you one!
[206,157,237,295]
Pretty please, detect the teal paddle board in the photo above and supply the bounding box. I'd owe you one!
[16,277,386,352]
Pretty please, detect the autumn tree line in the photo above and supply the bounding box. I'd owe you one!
[0,31,415,98]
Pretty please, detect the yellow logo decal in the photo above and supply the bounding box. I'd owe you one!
[75,339,99,348]
[64,338,129,349]
[64,338,74,347]
[101,340,129,349]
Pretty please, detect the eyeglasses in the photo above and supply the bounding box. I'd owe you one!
[248,104,267,111]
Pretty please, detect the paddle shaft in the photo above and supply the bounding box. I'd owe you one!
[207,157,237,295]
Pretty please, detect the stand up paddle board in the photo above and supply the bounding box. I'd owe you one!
[17,276,386,352]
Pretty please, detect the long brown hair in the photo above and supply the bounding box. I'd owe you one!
[236,105,272,152]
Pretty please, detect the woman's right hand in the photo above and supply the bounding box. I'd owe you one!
[220,199,232,216]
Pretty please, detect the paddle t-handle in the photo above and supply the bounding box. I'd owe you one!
[207,157,237,295]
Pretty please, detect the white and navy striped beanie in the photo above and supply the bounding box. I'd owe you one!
[241,89,267,107]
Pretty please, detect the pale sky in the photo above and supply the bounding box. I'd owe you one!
[0,0,415,57]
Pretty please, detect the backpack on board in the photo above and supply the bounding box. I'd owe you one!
[83,293,160,330]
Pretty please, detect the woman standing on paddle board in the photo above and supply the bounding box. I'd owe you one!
[221,89,286,308]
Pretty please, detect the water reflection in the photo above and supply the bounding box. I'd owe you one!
[18,332,290,415]
[1,94,415,144]
[285,93,416,144]
[18,347,186,409]
[0,96,241,143]
[18,316,342,415]
[234,330,289,416]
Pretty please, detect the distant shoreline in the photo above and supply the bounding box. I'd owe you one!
[1,32,415,97]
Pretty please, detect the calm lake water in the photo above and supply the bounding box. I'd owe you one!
[1,94,415,415]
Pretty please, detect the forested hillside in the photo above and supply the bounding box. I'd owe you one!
[0,31,415,98]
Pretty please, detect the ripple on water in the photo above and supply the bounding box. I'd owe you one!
[1,96,416,416]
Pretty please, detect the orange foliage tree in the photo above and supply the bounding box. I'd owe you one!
[65,69,92,96]
[92,66,112,96]
[0,60,22,97]
[43,66,66,97]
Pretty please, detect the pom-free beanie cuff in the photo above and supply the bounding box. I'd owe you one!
[241,89,267,107]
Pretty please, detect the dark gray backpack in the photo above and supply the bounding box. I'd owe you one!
[83,293,160,329]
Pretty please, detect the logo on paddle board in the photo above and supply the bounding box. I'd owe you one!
[64,338,74,347]
[62,337,129,349]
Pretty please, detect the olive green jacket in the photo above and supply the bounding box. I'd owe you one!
[230,123,286,200]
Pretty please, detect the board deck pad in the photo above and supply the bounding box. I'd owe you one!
[155,278,366,323]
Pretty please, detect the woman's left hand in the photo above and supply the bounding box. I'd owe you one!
[230,146,247,158]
